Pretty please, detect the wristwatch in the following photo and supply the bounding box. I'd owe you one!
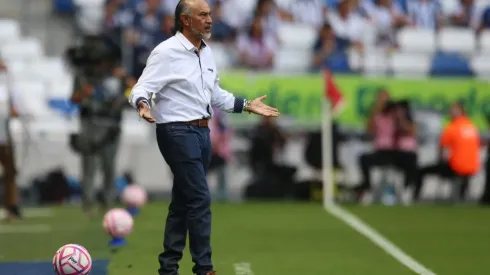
[243,100,251,114]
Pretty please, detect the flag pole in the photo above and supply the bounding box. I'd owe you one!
[322,97,334,208]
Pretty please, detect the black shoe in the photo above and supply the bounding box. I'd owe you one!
[5,205,22,220]
[352,185,368,202]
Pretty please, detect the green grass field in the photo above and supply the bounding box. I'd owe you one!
[1,202,490,275]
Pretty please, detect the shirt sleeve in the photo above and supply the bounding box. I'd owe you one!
[211,73,245,113]
[128,48,171,108]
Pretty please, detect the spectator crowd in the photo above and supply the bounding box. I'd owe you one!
[96,0,490,77]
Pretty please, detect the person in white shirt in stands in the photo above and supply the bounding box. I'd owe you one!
[406,0,442,30]
[446,0,489,31]
[327,0,366,51]
[236,15,277,69]
[279,0,328,29]
[249,0,283,40]
[129,1,279,274]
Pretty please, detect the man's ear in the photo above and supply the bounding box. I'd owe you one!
[181,14,190,27]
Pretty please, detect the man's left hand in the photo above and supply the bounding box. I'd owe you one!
[246,95,280,117]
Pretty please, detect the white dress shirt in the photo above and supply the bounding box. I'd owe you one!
[129,32,245,124]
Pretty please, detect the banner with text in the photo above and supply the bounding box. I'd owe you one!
[220,72,490,130]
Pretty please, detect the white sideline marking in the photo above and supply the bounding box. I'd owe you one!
[325,203,437,275]
[0,224,52,234]
[234,262,254,275]
[0,208,53,219]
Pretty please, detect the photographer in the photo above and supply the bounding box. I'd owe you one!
[356,89,417,201]
[67,36,128,216]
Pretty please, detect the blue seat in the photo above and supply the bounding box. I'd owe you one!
[430,52,474,77]
[47,98,79,117]
[326,52,352,73]
[52,0,75,14]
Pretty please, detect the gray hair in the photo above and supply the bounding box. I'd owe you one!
[172,0,194,34]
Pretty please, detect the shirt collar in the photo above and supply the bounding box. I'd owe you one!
[175,31,207,51]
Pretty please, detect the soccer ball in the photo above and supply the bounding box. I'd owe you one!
[102,208,134,237]
[121,184,148,207]
[53,244,92,275]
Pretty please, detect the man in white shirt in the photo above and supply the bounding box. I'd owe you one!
[129,1,279,274]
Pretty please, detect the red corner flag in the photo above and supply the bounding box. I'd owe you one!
[323,70,344,115]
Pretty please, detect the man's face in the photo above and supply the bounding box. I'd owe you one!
[185,0,213,40]
[450,104,463,119]
[462,0,474,7]
[377,90,390,103]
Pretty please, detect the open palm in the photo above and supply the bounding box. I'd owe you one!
[247,95,280,117]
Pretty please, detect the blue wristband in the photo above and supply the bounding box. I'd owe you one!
[135,97,150,109]
[233,97,246,113]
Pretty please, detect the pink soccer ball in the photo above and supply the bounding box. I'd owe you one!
[121,185,148,207]
[52,244,92,275]
[102,208,134,237]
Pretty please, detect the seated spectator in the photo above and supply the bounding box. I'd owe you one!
[210,0,236,42]
[126,0,164,78]
[245,116,297,199]
[478,6,490,33]
[356,0,408,30]
[367,0,396,47]
[250,0,282,41]
[327,0,366,51]
[447,0,477,28]
[356,89,418,200]
[236,16,276,69]
[394,100,418,194]
[406,0,442,30]
[104,0,131,28]
[103,0,135,42]
[249,116,286,176]
[415,102,480,202]
[277,0,328,29]
[311,23,344,70]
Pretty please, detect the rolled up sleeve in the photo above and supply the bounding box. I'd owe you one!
[211,74,245,113]
[129,49,171,108]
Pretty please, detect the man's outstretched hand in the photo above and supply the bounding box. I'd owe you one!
[138,101,156,123]
[246,95,280,117]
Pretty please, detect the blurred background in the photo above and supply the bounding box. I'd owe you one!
[1,0,490,209]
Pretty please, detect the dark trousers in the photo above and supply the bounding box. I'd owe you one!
[0,144,17,208]
[481,162,490,204]
[359,150,417,190]
[156,123,213,275]
[414,162,469,201]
